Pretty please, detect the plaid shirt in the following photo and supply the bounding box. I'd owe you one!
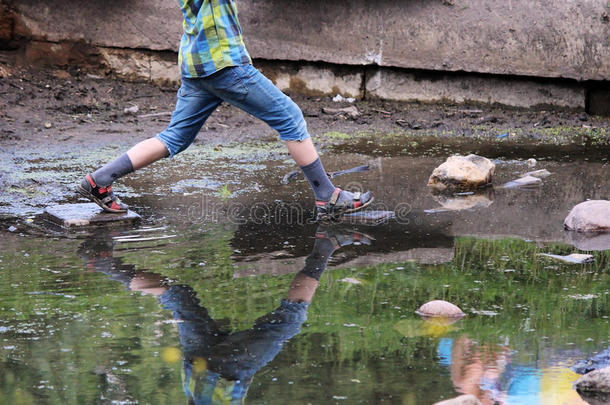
[178,0,252,78]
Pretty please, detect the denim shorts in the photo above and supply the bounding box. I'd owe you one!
[157,64,310,157]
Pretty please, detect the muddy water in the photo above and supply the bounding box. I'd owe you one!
[0,144,609,404]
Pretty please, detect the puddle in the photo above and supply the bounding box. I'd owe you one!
[0,143,608,404]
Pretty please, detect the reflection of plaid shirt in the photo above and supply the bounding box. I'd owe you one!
[178,0,252,78]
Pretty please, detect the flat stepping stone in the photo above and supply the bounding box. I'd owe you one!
[43,203,140,228]
[341,210,395,225]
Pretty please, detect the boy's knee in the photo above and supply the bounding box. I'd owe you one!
[277,99,309,141]
[156,131,195,158]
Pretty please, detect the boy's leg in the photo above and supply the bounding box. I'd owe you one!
[78,78,221,212]
[200,65,373,217]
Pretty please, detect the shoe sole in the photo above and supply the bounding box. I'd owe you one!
[317,196,375,222]
[76,185,127,214]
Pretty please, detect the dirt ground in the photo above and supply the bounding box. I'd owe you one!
[2,63,610,149]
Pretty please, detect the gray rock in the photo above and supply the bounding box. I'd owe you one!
[433,395,482,405]
[428,154,495,192]
[502,175,542,188]
[564,200,610,232]
[573,347,610,374]
[574,366,610,394]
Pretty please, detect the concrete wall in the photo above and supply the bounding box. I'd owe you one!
[4,0,610,109]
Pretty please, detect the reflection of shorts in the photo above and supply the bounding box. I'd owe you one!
[159,285,309,381]
[157,65,310,157]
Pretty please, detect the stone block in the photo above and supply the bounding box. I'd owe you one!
[366,68,585,109]
[256,61,363,98]
[43,203,140,228]
[99,48,150,81]
[150,53,180,86]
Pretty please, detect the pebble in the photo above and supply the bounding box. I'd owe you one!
[526,158,537,167]
[44,122,53,129]
[124,105,139,115]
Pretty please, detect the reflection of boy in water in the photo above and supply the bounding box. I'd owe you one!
[81,227,370,404]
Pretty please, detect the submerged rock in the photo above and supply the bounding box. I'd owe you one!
[416,300,465,319]
[503,175,542,189]
[574,367,610,395]
[573,347,610,374]
[538,253,594,264]
[564,200,610,232]
[433,395,482,405]
[428,154,495,192]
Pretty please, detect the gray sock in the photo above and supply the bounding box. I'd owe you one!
[91,153,134,187]
[299,237,337,281]
[300,158,336,201]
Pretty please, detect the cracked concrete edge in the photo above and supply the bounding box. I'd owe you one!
[7,39,590,109]
[365,68,586,109]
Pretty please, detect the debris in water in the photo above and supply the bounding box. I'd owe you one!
[522,169,551,179]
[340,278,362,285]
[502,175,543,188]
[281,164,370,184]
[538,253,594,264]
[114,235,177,243]
[7,226,17,232]
[470,309,499,316]
[496,132,509,139]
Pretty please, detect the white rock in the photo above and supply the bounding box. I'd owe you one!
[564,200,610,232]
[416,300,465,318]
[428,154,495,192]
[526,158,537,167]
[124,105,139,115]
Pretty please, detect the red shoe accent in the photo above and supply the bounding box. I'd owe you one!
[86,174,97,188]
[110,201,122,211]
[353,201,362,209]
